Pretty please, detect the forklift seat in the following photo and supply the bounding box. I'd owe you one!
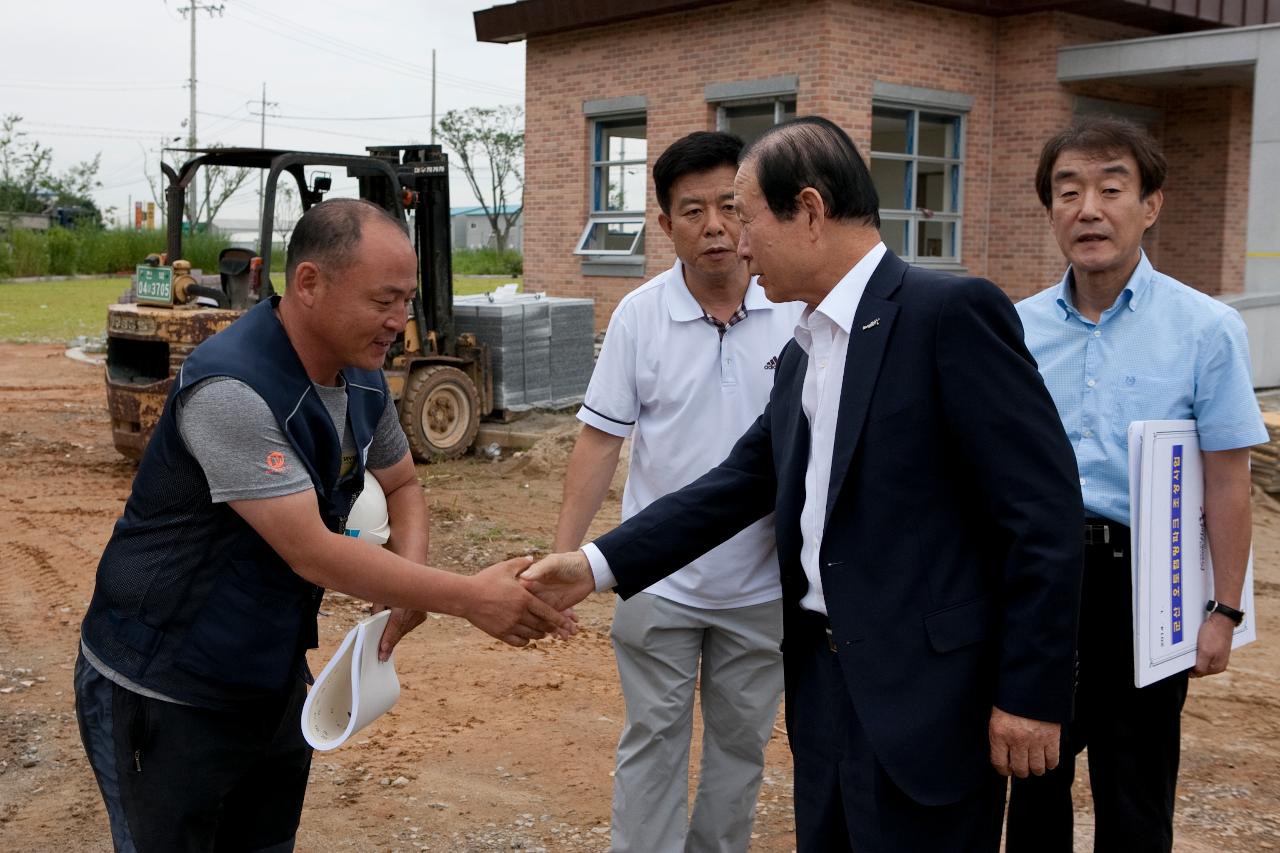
[219,247,257,307]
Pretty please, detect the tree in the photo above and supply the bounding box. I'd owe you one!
[44,154,104,223]
[142,140,252,232]
[0,114,53,215]
[273,183,301,250]
[193,145,252,232]
[0,114,102,228]
[437,105,523,254]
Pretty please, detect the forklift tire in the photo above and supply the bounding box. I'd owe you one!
[400,364,481,462]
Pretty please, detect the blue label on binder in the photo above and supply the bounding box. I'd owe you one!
[1170,446,1183,644]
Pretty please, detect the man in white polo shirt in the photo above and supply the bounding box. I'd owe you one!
[553,131,803,852]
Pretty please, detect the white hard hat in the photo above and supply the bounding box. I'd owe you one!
[344,472,391,546]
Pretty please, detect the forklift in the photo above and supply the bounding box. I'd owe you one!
[104,144,492,462]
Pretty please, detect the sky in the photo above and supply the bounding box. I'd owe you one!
[0,0,524,226]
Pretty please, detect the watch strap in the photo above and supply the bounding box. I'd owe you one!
[1205,599,1245,626]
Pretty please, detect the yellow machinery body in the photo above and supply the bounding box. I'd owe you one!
[105,303,241,459]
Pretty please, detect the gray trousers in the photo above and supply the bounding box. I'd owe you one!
[610,592,784,853]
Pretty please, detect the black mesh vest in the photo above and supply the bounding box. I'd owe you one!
[80,297,389,710]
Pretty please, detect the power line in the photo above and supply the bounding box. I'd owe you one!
[200,113,255,137]
[25,119,175,136]
[263,112,435,122]
[0,80,184,92]
[222,10,436,87]
[100,174,153,191]
[200,80,267,100]
[234,0,460,83]
[197,103,257,136]
[18,123,162,140]
[200,109,407,144]
[223,6,521,99]
[97,155,150,182]
[14,128,163,141]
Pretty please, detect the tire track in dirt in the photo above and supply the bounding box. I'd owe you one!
[0,540,82,659]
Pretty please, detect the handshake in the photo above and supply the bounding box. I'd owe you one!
[453,550,598,647]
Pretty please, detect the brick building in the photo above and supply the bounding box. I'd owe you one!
[475,0,1280,331]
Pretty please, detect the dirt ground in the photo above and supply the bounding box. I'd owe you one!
[0,340,1277,852]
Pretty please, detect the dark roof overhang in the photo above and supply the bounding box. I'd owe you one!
[475,0,1279,44]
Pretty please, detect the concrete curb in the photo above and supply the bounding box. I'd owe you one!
[65,346,105,366]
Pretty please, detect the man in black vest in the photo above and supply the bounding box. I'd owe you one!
[75,199,566,852]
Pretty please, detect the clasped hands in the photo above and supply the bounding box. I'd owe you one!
[374,552,590,657]
[468,549,593,646]
[459,554,584,647]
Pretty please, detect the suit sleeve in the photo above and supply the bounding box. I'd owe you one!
[593,343,793,598]
[936,278,1084,724]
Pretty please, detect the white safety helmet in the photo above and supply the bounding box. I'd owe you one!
[344,472,391,546]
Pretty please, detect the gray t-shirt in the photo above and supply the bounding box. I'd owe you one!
[176,376,410,502]
[82,375,410,703]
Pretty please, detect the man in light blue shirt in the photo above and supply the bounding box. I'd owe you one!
[1008,115,1268,853]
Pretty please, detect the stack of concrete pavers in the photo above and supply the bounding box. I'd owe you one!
[453,292,595,411]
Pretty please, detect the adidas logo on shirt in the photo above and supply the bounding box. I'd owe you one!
[764,356,778,370]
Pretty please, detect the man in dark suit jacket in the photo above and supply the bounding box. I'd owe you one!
[523,116,1084,852]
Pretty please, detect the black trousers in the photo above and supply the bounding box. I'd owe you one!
[75,652,312,853]
[786,613,1006,853]
[1005,522,1189,853]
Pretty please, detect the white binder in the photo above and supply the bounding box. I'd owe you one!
[1128,420,1256,687]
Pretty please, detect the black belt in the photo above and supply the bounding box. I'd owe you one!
[1084,518,1129,547]
[798,608,838,652]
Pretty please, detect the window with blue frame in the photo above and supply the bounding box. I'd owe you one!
[575,115,647,256]
[715,97,796,147]
[870,106,963,264]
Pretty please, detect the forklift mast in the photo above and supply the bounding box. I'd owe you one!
[365,144,455,359]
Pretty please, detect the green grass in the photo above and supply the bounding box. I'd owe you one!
[0,275,524,344]
[0,277,129,343]
[0,229,232,279]
[454,275,522,296]
[452,247,523,276]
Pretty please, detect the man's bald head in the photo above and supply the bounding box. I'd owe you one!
[739,116,880,228]
[285,198,409,286]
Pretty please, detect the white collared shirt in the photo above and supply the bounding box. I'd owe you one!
[579,258,804,608]
[586,245,885,610]
[793,242,886,613]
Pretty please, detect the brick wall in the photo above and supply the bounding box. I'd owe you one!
[986,13,1165,302]
[1160,86,1253,295]
[524,0,831,328]
[522,0,1237,325]
[823,0,996,278]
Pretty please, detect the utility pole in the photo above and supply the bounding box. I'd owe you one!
[254,83,279,216]
[158,137,166,230]
[431,48,437,144]
[178,1,223,231]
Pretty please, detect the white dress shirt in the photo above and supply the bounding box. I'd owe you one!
[792,242,885,613]
[586,243,887,610]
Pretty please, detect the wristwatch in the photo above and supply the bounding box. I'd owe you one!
[1205,599,1245,626]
